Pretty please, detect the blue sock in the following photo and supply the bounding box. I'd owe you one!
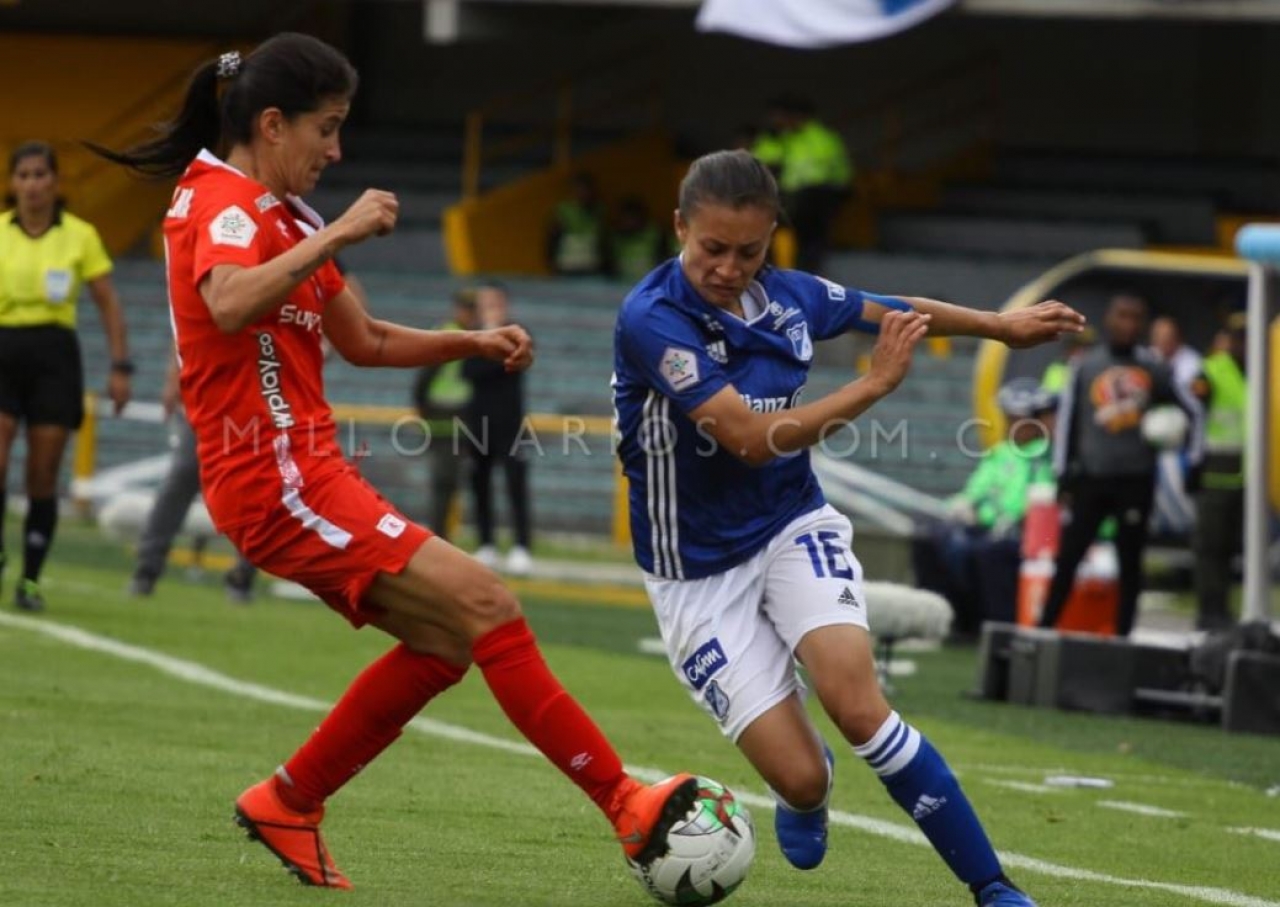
[855,711,1002,886]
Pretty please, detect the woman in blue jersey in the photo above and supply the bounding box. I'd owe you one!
[613,150,1085,907]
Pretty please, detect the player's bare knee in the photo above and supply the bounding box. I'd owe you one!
[773,762,829,810]
[459,576,522,637]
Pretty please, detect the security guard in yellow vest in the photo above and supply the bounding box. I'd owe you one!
[758,95,853,273]
[412,289,477,540]
[0,141,131,611]
[1190,314,1247,631]
[547,172,606,276]
[608,197,666,285]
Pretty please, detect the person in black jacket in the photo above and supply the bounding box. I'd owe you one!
[464,281,533,574]
[1040,293,1203,636]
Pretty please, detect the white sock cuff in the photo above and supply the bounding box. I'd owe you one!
[854,711,922,778]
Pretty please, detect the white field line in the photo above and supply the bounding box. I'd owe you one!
[1228,828,1280,843]
[4,611,1280,907]
[1098,800,1189,819]
[956,761,1226,790]
[984,779,1060,795]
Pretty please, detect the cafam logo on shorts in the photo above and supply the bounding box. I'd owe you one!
[681,639,728,691]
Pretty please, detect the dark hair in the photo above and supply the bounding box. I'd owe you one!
[6,141,62,209]
[1108,291,1149,313]
[678,149,780,220]
[9,141,58,177]
[88,32,358,178]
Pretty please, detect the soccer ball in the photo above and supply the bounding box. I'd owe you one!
[1141,405,1189,449]
[627,776,755,906]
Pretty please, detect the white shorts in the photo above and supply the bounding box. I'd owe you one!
[644,504,869,742]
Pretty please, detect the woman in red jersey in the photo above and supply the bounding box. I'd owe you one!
[92,33,696,891]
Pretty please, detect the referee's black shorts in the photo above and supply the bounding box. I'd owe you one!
[0,325,85,429]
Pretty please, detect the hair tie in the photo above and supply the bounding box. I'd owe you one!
[216,51,242,81]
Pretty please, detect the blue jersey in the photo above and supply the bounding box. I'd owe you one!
[613,259,903,579]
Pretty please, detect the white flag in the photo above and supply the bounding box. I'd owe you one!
[696,0,956,48]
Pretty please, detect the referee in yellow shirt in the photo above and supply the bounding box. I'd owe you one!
[0,141,131,611]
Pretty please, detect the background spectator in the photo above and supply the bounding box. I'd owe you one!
[1039,325,1096,393]
[1040,293,1203,636]
[0,141,131,611]
[128,350,258,602]
[1148,315,1203,394]
[464,281,533,575]
[608,196,666,284]
[413,288,477,540]
[1192,313,1247,630]
[912,378,1057,639]
[546,172,606,277]
[1147,314,1203,540]
[758,94,853,273]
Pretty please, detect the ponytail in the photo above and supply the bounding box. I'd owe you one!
[87,59,222,177]
[88,33,358,179]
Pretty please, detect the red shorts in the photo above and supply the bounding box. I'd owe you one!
[225,464,432,627]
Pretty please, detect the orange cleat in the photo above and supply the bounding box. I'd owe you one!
[233,778,353,890]
[612,773,700,866]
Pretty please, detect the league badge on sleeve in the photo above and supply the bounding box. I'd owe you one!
[787,322,813,361]
[209,205,258,249]
[660,347,700,391]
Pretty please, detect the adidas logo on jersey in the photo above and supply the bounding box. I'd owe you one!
[837,586,860,609]
[911,793,947,821]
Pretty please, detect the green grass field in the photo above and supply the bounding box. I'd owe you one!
[1,526,1278,907]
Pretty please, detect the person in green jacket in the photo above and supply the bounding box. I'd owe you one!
[1191,314,1247,630]
[912,379,1058,639]
[759,95,853,273]
[412,288,477,539]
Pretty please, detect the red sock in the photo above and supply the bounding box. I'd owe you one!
[472,618,627,816]
[276,644,468,811]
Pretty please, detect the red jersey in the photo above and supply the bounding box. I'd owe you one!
[163,150,347,532]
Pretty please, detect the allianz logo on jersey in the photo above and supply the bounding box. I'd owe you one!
[682,639,728,691]
[740,386,805,413]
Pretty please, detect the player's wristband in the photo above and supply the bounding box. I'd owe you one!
[110,359,136,376]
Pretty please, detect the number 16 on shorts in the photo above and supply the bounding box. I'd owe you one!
[795,531,855,580]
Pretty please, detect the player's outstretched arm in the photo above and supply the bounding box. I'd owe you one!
[690,310,929,466]
[859,295,1086,348]
[323,288,534,371]
[200,190,398,333]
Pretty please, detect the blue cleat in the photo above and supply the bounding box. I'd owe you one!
[976,880,1038,907]
[774,744,834,870]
